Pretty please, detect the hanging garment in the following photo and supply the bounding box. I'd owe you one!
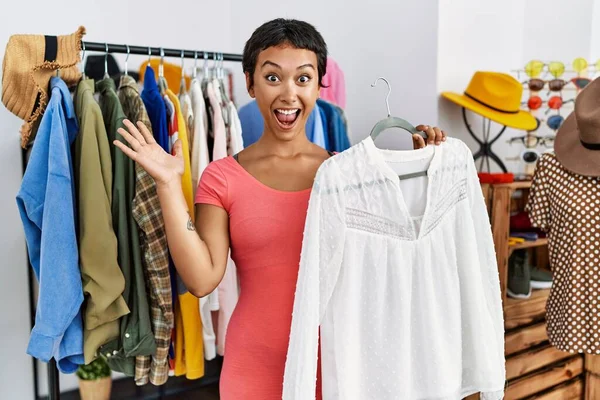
[141,66,170,152]
[189,77,219,361]
[138,59,191,95]
[165,88,205,380]
[228,101,244,155]
[526,153,600,354]
[179,86,194,158]
[119,74,174,385]
[316,99,351,152]
[310,101,327,149]
[195,155,321,400]
[320,57,346,109]
[237,100,318,147]
[205,78,241,357]
[73,79,129,365]
[163,94,176,153]
[16,76,84,373]
[207,80,227,160]
[96,78,156,376]
[283,137,505,400]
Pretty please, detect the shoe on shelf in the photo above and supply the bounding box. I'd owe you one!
[530,266,553,290]
[507,249,532,299]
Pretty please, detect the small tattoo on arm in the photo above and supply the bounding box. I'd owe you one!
[187,214,196,231]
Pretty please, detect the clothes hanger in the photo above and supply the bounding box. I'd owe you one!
[80,41,86,80]
[369,77,429,180]
[103,43,110,79]
[179,49,187,95]
[192,51,198,80]
[158,47,168,93]
[124,44,130,76]
[369,77,421,139]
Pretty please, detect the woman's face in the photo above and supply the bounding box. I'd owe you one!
[247,44,320,142]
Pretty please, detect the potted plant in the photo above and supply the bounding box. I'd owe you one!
[76,357,112,400]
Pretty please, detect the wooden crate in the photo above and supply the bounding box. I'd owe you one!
[528,378,583,400]
[506,344,572,380]
[505,357,583,399]
[505,322,548,357]
[504,289,549,330]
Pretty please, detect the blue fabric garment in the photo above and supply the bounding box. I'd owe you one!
[238,100,317,147]
[16,77,84,373]
[317,99,351,152]
[311,102,328,149]
[141,66,169,152]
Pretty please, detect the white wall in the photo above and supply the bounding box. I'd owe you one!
[0,1,233,398]
[229,0,440,150]
[437,0,596,173]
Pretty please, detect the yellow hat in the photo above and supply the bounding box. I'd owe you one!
[442,71,536,131]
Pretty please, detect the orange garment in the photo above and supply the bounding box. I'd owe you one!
[139,60,191,95]
[165,89,204,380]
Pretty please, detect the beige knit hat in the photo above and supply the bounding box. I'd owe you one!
[2,26,85,148]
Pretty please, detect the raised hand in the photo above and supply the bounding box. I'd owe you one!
[413,125,447,149]
[114,119,184,186]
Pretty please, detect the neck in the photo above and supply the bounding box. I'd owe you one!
[256,129,313,158]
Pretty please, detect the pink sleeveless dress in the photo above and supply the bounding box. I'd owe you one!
[196,155,322,399]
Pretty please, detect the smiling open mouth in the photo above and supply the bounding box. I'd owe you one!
[274,108,301,127]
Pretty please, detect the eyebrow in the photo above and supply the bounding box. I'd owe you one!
[261,61,316,70]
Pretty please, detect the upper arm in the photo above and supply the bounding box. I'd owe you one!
[194,162,231,291]
[195,203,230,290]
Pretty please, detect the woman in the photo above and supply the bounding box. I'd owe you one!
[114,18,446,400]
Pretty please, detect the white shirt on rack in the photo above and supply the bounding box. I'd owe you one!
[283,137,505,400]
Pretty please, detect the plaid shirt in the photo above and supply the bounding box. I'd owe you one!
[119,75,174,385]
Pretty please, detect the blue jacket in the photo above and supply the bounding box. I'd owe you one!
[141,66,170,152]
[317,99,351,152]
[16,77,84,373]
[238,100,318,147]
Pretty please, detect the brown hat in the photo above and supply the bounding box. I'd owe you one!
[2,26,85,148]
[555,76,600,177]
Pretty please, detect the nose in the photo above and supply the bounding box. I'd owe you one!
[279,80,298,105]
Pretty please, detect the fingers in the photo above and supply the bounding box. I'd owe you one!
[136,120,156,144]
[123,119,146,146]
[113,139,138,161]
[416,125,448,146]
[116,126,141,151]
[433,127,442,145]
[412,134,426,149]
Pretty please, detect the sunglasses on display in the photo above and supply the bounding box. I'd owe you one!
[571,77,592,90]
[525,95,574,111]
[524,78,568,92]
[525,60,566,78]
[508,134,556,149]
[528,116,565,132]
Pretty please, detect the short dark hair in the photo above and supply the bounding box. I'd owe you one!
[243,18,328,88]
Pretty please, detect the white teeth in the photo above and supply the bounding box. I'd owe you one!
[276,109,299,115]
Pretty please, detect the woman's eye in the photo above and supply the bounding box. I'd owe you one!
[267,75,279,82]
[298,75,311,84]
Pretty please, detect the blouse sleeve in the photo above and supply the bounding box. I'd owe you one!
[195,161,228,210]
[465,146,506,400]
[282,160,346,400]
[526,154,551,232]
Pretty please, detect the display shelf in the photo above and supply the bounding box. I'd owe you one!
[504,289,550,330]
[509,238,549,254]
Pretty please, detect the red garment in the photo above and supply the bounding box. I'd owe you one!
[196,156,322,399]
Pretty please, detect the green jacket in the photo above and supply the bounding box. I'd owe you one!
[73,79,130,365]
[96,78,156,376]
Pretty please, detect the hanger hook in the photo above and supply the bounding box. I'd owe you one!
[124,44,130,76]
[159,47,165,78]
[371,77,392,117]
[193,51,198,78]
[148,46,152,62]
[181,49,185,78]
[104,43,109,78]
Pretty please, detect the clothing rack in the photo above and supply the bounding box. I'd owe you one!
[23,39,243,400]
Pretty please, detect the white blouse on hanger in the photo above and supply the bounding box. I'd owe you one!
[283,137,505,400]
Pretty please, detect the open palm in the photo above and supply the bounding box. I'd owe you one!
[114,119,184,185]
